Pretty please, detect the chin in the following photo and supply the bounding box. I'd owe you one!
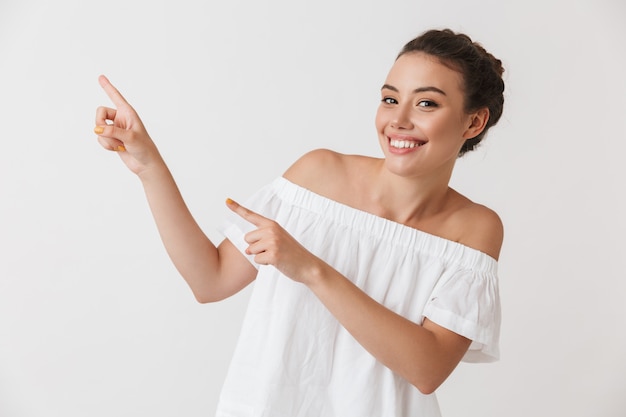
[382,157,421,178]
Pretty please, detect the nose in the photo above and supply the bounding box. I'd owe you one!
[390,103,413,130]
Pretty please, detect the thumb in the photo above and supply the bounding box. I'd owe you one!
[93,124,132,144]
[94,125,133,152]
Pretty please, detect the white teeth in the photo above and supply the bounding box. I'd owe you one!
[390,139,422,149]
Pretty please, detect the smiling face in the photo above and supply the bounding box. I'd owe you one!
[375,52,488,181]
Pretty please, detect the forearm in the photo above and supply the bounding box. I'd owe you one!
[306,262,470,394]
[138,161,219,296]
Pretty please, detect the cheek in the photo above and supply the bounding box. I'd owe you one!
[374,108,385,133]
[425,116,464,141]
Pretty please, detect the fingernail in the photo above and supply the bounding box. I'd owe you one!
[226,198,235,205]
[94,126,104,134]
[116,145,126,152]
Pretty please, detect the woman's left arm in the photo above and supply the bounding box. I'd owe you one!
[226,199,472,395]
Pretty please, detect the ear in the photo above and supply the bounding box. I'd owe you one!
[462,108,490,139]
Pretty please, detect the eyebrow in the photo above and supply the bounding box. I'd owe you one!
[381,84,447,96]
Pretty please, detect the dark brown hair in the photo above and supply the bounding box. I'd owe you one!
[399,29,505,156]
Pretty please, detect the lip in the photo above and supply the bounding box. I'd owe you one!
[386,134,427,154]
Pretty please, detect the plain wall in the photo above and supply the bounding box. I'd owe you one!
[1,0,625,416]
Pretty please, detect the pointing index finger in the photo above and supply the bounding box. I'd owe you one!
[226,198,268,226]
[98,74,129,108]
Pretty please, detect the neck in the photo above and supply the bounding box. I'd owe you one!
[369,160,456,225]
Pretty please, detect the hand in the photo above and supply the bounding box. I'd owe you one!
[226,198,322,285]
[94,75,163,176]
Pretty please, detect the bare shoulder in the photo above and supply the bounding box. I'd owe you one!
[283,149,344,182]
[283,149,367,197]
[450,197,504,261]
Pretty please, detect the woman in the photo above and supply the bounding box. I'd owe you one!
[94,28,505,417]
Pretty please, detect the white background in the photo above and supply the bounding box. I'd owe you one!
[1,0,625,416]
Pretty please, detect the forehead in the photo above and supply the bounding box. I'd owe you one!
[385,52,464,93]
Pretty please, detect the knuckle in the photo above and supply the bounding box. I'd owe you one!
[95,106,106,121]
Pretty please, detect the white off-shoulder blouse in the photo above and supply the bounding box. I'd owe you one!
[216,177,500,417]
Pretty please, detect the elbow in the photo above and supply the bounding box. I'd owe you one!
[408,374,445,396]
[415,382,439,396]
[194,294,213,304]
[192,287,225,304]
[193,291,223,304]
[186,278,228,303]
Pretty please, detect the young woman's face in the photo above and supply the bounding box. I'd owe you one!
[375,52,481,180]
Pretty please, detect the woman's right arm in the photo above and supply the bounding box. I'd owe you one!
[94,75,256,302]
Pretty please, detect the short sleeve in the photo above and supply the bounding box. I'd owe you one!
[218,219,259,269]
[423,267,501,363]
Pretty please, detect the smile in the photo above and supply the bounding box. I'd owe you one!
[389,139,426,149]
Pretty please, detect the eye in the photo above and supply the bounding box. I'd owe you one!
[381,97,398,105]
[417,100,438,108]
